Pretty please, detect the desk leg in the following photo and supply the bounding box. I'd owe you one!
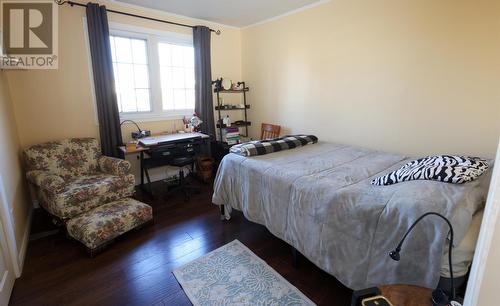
[140,151,145,191]
[144,167,153,195]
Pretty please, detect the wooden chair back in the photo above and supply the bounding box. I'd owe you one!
[261,123,281,140]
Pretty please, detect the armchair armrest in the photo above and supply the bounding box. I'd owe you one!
[98,156,131,176]
[26,170,66,193]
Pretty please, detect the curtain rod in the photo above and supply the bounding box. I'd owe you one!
[55,0,221,35]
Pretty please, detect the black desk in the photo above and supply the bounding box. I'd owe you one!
[120,132,210,194]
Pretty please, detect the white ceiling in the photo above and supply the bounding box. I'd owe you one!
[113,0,324,28]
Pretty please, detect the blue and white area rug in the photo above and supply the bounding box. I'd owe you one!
[173,240,316,306]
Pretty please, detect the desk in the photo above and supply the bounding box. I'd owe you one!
[119,132,210,193]
[119,132,210,154]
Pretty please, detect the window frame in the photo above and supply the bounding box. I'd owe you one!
[94,21,195,122]
[157,40,196,115]
[109,33,153,114]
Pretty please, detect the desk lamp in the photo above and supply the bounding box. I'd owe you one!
[389,212,461,306]
[120,120,150,139]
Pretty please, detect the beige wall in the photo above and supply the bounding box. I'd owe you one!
[6,0,242,148]
[242,0,500,158]
[9,0,498,158]
[0,71,30,251]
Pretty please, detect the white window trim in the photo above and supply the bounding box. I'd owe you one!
[83,18,195,124]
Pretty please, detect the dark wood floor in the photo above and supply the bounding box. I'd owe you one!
[9,181,352,306]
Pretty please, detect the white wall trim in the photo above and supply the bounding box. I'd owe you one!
[16,206,32,276]
[463,137,500,306]
[0,175,20,277]
[108,21,193,43]
[108,0,330,30]
[242,0,331,29]
[105,0,240,30]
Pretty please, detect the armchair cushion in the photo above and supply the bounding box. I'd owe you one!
[38,173,135,219]
[98,156,131,176]
[26,170,66,193]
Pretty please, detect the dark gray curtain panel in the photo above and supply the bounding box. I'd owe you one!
[193,26,216,139]
[86,3,123,157]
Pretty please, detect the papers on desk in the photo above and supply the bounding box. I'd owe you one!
[139,132,209,147]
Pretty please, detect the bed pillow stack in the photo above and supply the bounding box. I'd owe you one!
[372,155,489,186]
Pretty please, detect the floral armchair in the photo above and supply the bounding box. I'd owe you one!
[24,138,135,220]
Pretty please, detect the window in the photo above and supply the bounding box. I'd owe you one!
[159,43,195,112]
[110,36,151,113]
[105,23,195,121]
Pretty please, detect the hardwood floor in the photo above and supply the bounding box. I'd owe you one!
[9,181,352,306]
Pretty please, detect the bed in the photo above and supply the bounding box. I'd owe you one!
[212,141,491,290]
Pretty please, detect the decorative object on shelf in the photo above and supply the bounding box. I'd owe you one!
[222,78,232,90]
[182,116,190,132]
[189,113,203,132]
[233,81,244,90]
[212,78,223,91]
[216,120,251,128]
[222,115,231,127]
[215,104,250,110]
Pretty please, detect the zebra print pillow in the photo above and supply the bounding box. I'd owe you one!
[372,155,489,186]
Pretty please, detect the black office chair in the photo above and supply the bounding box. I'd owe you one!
[143,140,201,200]
[165,151,200,201]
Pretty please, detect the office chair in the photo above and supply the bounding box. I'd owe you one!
[167,155,200,201]
[144,140,201,201]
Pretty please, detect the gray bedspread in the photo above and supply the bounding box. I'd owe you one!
[212,142,492,289]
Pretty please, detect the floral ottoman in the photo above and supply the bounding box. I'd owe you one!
[66,198,153,256]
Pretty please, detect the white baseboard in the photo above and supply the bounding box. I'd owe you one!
[16,206,32,277]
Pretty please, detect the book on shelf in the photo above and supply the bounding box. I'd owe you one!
[224,132,240,138]
[224,135,240,143]
[223,127,239,133]
[220,127,240,143]
[226,139,240,145]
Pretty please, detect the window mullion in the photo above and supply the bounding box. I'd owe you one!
[148,36,163,115]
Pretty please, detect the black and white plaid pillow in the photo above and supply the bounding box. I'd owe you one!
[372,155,489,186]
[230,135,318,157]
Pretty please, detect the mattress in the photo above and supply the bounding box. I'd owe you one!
[441,209,484,278]
[212,142,491,289]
